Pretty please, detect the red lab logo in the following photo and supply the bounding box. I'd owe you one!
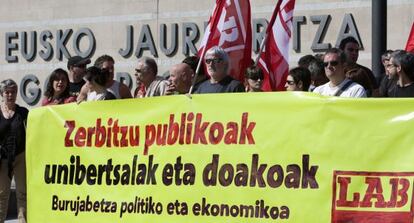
[332,171,414,223]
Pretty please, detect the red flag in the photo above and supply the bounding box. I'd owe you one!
[258,0,295,91]
[198,0,252,82]
[405,22,414,53]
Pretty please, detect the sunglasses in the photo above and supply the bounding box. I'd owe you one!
[323,61,339,67]
[249,75,264,81]
[286,80,296,85]
[205,58,223,64]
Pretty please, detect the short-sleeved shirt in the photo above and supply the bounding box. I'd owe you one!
[69,80,85,97]
[389,83,414,97]
[379,75,398,97]
[313,79,367,98]
[194,76,245,94]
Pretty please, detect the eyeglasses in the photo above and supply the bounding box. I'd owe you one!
[286,80,296,85]
[386,64,396,68]
[248,75,263,81]
[323,61,339,67]
[205,58,223,64]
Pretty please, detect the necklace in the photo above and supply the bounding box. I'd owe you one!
[1,103,15,119]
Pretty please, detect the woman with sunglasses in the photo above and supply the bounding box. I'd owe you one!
[284,67,311,91]
[0,79,28,222]
[80,66,116,102]
[42,68,76,106]
[244,66,264,92]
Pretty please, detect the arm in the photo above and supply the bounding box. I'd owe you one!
[77,84,89,103]
[119,83,133,99]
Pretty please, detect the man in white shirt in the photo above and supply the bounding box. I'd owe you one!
[313,48,366,98]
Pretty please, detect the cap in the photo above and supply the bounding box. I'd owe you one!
[67,56,91,69]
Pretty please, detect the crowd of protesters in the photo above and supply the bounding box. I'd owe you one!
[1,35,414,222]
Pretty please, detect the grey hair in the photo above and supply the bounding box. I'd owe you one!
[205,46,230,72]
[138,56,158,75]
[0,79,18,94]
[324,48,347,64]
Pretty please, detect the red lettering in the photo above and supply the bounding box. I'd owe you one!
[396,178,410,208]
[179,113,186,145]
[239,112,256,144]
[129,126,140,146]
[193,113,209,144]
[224,122,238,144]
[86,126,95,147]
[156,124,167,146]
[106,118,113,147]
[336,177,360,207]
[388,178,399,207]
[64,120,75,147]
[144,125,156,155]
[360,177,386,208]
[186,112,194,144]
[74,127,86,147]
[119,126,128,147]
[112,120,120,147]
[95,118,106,147]
[209,122,224,144]
[167,114,179,145]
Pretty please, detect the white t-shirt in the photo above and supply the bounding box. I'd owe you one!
[313,79,367,98]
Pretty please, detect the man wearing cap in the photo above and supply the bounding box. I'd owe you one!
[67,56,91,97]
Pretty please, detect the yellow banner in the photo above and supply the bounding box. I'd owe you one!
[26,93,414,223]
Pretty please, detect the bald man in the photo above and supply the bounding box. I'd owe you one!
[166,63,194,94]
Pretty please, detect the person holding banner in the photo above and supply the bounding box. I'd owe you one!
[78,55,133,101]
[82,67,117,101]
[244,66,264,92]
[379,50,397,97]
[182,56,207,93]
[285,67,311,92]
[313,48,366,98]
[195,46,245,94]
[67,56,91,97]
[41,68,76,106]
[165,63,194,95]
[339,36,378,96]
[388,50,414,97]
[134,57,168,97]
[0,79,28,223]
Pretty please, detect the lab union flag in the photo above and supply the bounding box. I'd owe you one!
[258,0,295,91]
[198,0,252,82]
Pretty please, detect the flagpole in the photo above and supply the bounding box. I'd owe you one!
[254,33,268,67]
[188,46,208,95]
[254,0,282,67]
[187,0,224,95]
